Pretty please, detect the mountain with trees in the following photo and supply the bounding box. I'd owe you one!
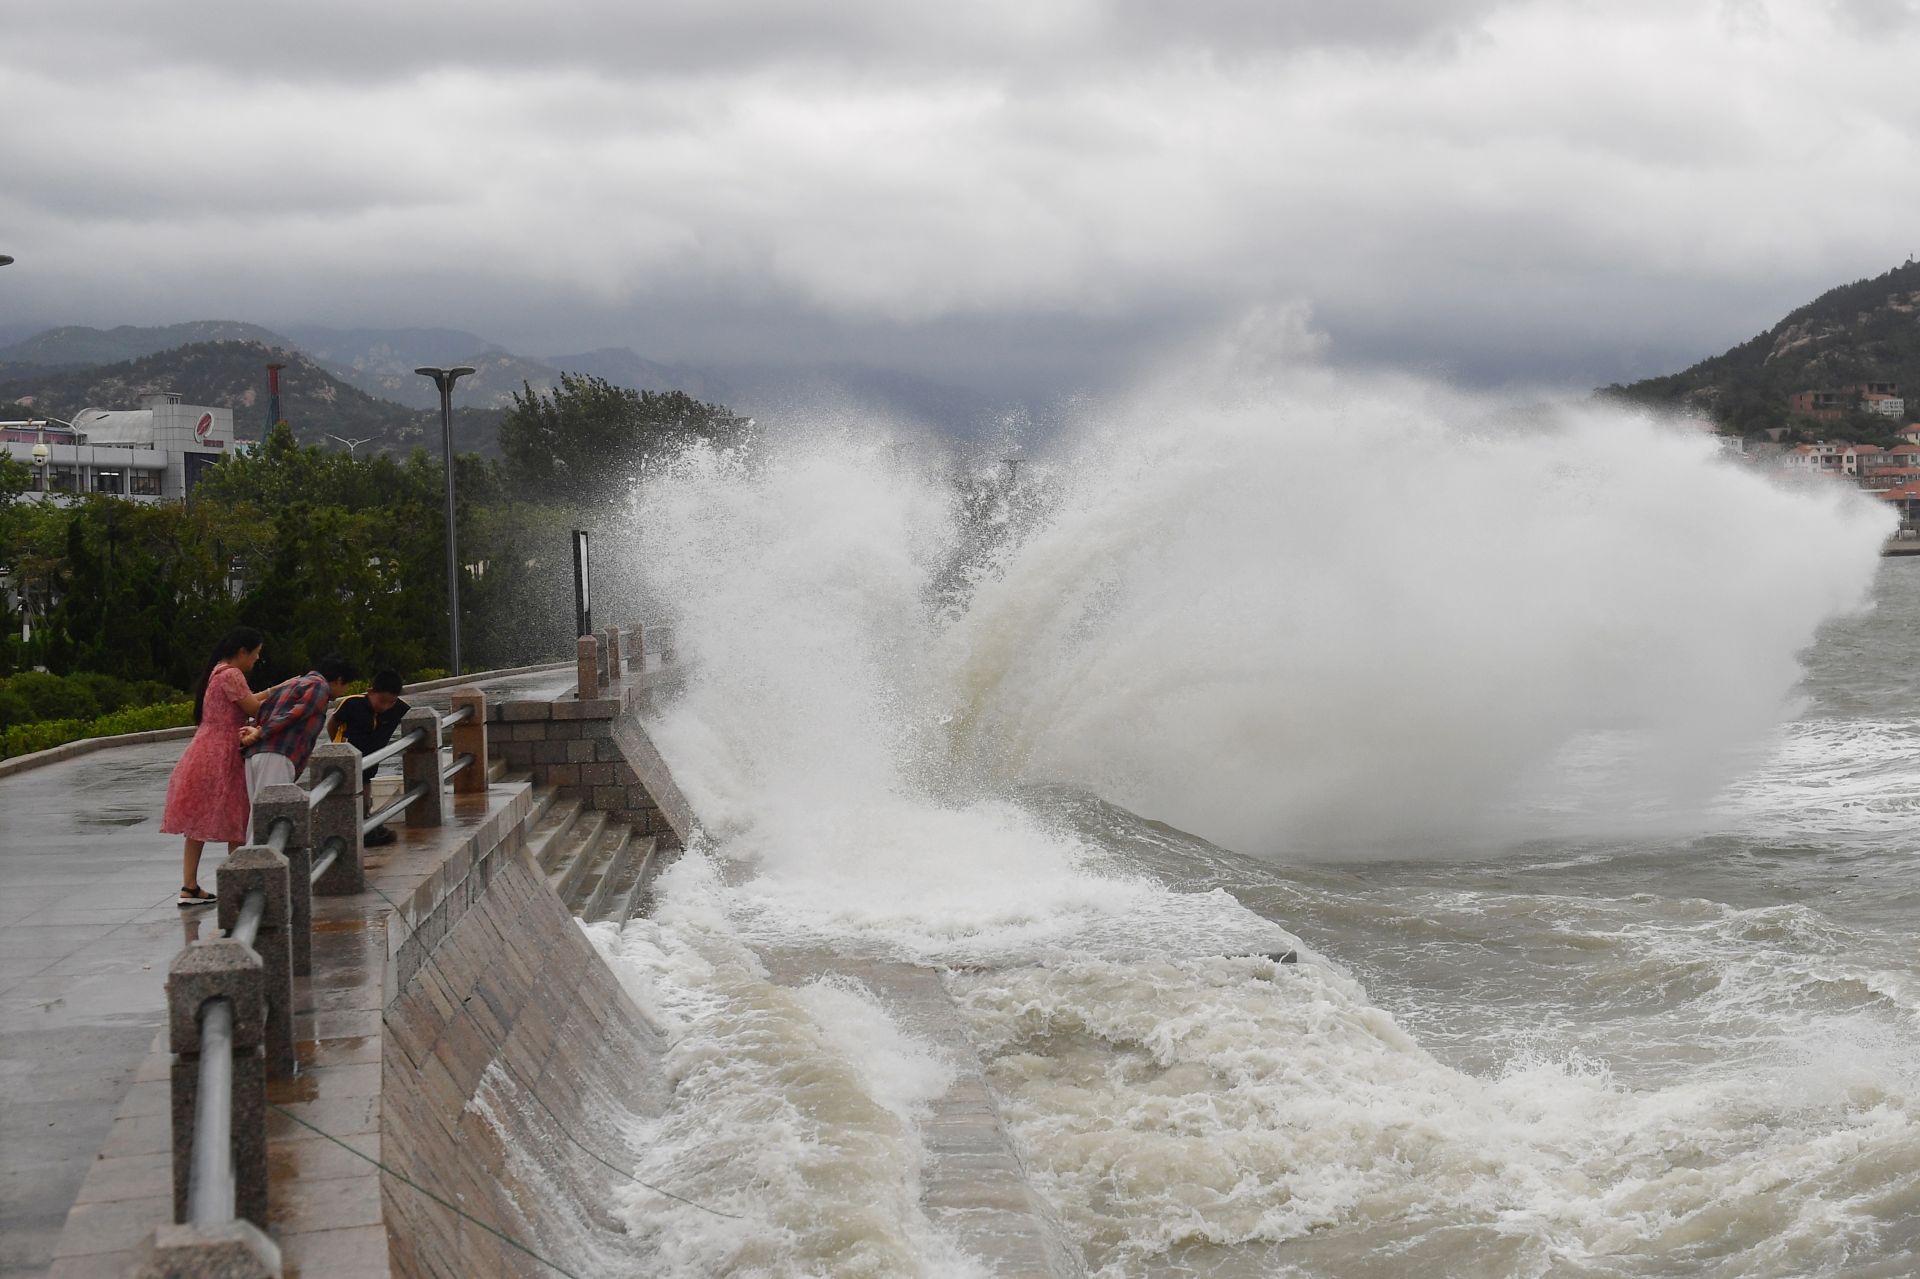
[0,340,504,454]
[0,321,291,374]
[321,346,575,411]
[1600,259,1920,441]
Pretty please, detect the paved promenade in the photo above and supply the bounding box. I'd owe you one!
[0,665,576,1278]
[0,740,190,1278]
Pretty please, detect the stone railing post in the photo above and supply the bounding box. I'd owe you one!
[252,784,313,977]
[602,625,622,681]
[308,743,365,896]
[400,706,446,827]
[216,847,295,1079]
[626,622,645,668]
[165,940,269,1229]
[450,688,488,795]
[576,634,599,700]
[134,1220,281,1278]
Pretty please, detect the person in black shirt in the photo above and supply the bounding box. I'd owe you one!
[329,669,411,846]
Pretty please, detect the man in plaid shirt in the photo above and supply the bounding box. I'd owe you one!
[239,655,356,829]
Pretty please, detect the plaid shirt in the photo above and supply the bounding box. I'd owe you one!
[242,672,333,774]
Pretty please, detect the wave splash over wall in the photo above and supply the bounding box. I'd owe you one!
[606,371,1909,1277]
[635,373,1891,872]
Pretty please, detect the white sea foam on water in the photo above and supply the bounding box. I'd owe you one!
[1711,717,1920,847]
[950,953,1920,1279]
[585,903,987,1278]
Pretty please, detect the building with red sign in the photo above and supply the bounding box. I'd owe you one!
[2,392,237,502]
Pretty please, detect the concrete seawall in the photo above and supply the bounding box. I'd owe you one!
[41,657,1080,1276]
[379,806,669,1277]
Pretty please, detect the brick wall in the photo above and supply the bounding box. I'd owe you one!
[487,691,683,841]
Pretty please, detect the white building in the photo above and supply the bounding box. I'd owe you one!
[3,393,237,502]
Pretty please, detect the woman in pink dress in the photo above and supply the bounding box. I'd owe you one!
[161,627,271,906]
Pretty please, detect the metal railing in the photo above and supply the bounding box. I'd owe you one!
[158,684,494,1260]
[186,998,236,1226]
[310,837,342,888]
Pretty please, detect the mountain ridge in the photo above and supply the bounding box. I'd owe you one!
[0,322,1013,441]
[0,340,502,455]
[1603,258,1920,438]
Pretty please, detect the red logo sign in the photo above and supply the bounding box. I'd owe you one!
[195,413,213,441]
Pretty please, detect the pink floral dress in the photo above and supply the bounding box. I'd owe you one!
[160,664,252,845]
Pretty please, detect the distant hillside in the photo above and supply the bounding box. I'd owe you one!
[1603,259,1920,438]
[0,320,1013,440]
[0,340,502,455]
[275,324,496,376]
[0,321,293,372]
[275,324,537,408]
[333,347,574,411]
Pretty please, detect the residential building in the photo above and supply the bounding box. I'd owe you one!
[1862,466,1920,491]
[1783,441,1881,476]
[1879,480,1920,528]
[1787,382,1904,421]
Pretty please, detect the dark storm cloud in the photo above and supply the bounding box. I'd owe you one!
[2,0,1916,395]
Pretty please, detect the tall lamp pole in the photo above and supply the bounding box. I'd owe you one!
[414,365,477,676]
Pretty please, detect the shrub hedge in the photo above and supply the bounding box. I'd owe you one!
[0,701,195,762]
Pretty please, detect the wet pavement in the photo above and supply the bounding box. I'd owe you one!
[0,740,203,1279]
[0,666,574,1279]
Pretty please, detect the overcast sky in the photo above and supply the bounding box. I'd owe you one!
[3,0,1917,397]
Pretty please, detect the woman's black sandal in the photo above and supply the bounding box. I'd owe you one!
[177,886,217,907]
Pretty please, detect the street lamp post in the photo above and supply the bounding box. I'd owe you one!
[414,366,477,676]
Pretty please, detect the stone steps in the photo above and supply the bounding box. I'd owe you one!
[545,807,609,902]
[584,834,662,927]
[518,782,659,928]
[549,802,606,902]
[761,952,1085,1278]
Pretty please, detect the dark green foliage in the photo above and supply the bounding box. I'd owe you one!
[7,670,99,721]
[499,374,749,501]
[1601,259,1920,439]
[0,700,193,761]
[0,687,32,729]
[0,452,30,509]
[0,373,747,741]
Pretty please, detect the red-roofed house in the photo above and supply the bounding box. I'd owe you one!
[1878,481,1920,528]
[1782,441,1883,476]
[1862,466,1920,491]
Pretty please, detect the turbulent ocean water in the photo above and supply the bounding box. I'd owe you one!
[582,388,1915,1278]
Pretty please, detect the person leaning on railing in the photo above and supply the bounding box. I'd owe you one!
[162,626,295,907]
[237,655,356,840]
[328,669,411,846]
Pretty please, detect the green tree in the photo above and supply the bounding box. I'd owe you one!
[498,374,748,501]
